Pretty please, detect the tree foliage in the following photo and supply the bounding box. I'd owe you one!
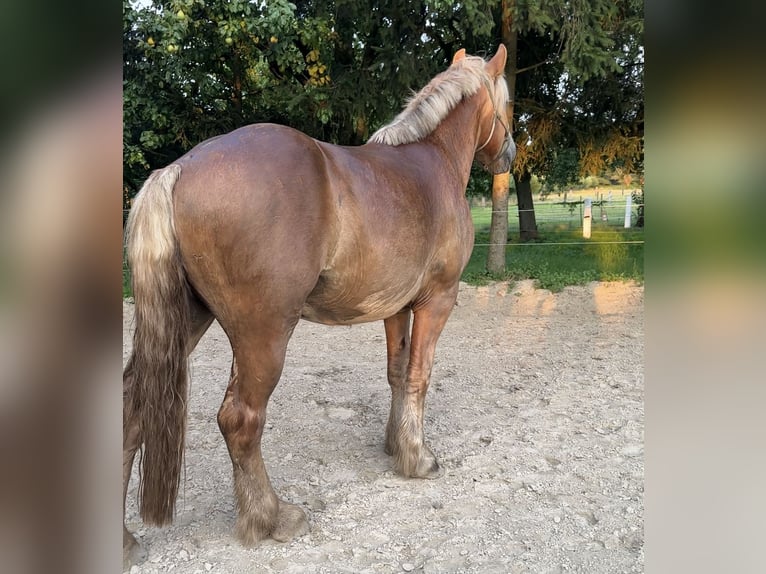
[123,0,338,197]
[510,0,644,182]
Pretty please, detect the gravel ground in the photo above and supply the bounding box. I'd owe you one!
[123,279,644,574]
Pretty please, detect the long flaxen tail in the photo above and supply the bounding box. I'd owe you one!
[124,164,190,526]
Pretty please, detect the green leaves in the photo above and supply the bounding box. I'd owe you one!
[546,147,580,190]
[511,0,643,183]
[123,0,340,200]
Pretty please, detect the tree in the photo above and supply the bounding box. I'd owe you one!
[486,0,644,273]
[486,0,516,274]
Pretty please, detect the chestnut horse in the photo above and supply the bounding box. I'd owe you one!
[123,45,515,562]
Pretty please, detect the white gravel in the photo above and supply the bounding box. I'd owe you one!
[123,280,644,573]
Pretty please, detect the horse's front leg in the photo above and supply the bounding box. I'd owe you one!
[389,290,457,478]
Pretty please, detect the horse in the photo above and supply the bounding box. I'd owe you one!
[123,45,515,563]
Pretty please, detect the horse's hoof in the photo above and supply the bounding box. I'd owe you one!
[415,455,444,480]
[271,501,310,542]
[383,440,397,457]
[395,444,444,479]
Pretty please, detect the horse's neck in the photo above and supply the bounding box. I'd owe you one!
[424,96,482,185]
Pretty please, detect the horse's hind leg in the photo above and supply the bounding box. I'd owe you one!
[122,301,213,568]
[388,291,457,479]
[383,309,412,456]
[217,315,309,546]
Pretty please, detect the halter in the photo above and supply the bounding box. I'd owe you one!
[475,115,497,152]
[475,79,512,160]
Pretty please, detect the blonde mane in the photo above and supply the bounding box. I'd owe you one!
[369,55,508,146]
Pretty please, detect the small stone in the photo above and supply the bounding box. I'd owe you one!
[553,515,561,523]
[402,563,415,572]
[604,535,620,550]
[620,444,643,457]
[270,558,290,569]
[327,406,356,420]
[205,563,213,571]
[178,549,189,560]
[306,496,326,511]
[460,549,469,556]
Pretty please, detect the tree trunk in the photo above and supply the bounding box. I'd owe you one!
[515,170,539,240]
[486,0,517,274]
[486,172,509,274]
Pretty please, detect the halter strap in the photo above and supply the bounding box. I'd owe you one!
[475,78,510,156]
[476,115,497,152]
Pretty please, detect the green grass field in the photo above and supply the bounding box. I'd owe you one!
[463,195,644,291]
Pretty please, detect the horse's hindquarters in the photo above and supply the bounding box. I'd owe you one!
[171,125,338,323]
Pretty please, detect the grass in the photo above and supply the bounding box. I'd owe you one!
[123,261,132,299]
[462,200,644,291]
[462,229,644,292]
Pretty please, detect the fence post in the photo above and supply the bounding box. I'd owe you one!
[583,198,592,239]
[624,194,633,228]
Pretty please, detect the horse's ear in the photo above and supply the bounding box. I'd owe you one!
[452,49,466,64]
[486,44,507,76]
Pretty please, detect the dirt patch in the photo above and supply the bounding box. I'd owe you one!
[123,280,643,573]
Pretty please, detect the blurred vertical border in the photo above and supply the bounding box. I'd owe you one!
[646,1,766,572]
[0,1,122,574]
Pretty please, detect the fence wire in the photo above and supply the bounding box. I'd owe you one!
[473,241,644,247]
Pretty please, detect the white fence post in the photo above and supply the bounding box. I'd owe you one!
[624,194,633,228]
[583,198,592,239]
